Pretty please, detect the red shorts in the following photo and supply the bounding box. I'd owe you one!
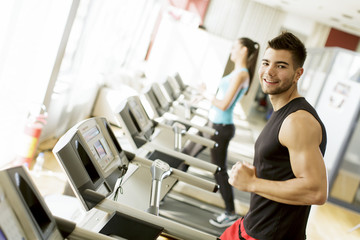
[220,217,258,240]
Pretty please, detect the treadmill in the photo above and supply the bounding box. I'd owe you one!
[52,117,221,239]
[115,98,230,236]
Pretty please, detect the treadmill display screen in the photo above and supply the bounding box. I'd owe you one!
[94,140,107,159]
[129,101,147,129]
[83,126,100,142]
[83,125,114,170]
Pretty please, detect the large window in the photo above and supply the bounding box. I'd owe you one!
[0,0,161,167]
[0,0,74,167]
[44,0,161,140]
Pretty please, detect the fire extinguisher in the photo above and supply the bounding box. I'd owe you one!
[15,104,48,168]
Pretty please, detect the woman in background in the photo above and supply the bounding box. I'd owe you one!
[182,37,260,228]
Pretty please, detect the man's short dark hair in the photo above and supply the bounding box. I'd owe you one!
[267,32,307,69]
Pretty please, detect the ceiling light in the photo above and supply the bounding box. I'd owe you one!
[342,23,360,33]
[342,14,353,19]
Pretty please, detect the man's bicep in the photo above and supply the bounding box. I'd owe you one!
[289,143,323,179]
[280,112,324,177]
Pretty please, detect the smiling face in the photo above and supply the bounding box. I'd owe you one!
[258,48,303,96]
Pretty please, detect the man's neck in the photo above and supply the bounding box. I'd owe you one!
[269,90,301,111]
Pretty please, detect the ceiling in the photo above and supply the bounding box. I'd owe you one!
[252,0,360,37]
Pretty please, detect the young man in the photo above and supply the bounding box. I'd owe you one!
[221,32,328,240]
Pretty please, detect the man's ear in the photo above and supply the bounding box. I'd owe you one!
[295,67,304,83]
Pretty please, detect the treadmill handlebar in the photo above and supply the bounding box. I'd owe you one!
[83,189,106,206]
[54,216,76,238]
[148,160,172,216]
[172,168,219,193]
[150,159,172,181]
[146,143,221,174]
[183,132,217,149]
[124,150,136,161]
[156,122,217,149]
[162,112,216,136]
[133,155,219,193]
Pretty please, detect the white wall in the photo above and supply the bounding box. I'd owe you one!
[282,14,315,37]
[204,0,250,40]
[202,0,332,117]
[145,7,232,95]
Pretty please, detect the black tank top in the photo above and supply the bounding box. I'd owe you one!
[244,97,327,240]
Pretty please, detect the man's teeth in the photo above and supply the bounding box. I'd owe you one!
[265,79,276,83]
